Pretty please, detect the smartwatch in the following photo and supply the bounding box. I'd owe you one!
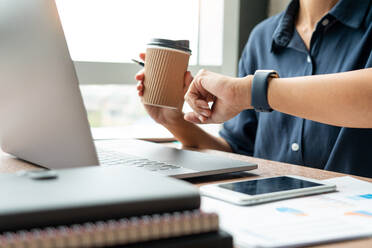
[251,70,279,112]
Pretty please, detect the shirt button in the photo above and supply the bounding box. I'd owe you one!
[291,143,300,152]
[307,55,311,63]
[322,18,329,26]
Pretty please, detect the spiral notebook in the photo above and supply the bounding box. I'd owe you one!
[0,166,223,247]
[0,210,219,248]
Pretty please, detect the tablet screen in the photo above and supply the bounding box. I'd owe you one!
[219,176,323,196]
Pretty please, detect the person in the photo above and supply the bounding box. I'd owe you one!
[135,0,372,178]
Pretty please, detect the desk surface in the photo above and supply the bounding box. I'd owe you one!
[0,145,371,248]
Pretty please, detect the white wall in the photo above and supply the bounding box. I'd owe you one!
[268,0,291,16]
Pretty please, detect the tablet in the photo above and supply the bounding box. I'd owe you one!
[200,175,336,205]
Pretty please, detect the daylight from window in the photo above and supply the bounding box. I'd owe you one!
[56,0,223,128]
[56,0,199,64]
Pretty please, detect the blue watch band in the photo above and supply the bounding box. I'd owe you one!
[251,70,278,112]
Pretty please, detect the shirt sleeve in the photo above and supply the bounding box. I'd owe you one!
[219,33,259,156]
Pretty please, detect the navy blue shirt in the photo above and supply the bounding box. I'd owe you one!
[220,0,372,177]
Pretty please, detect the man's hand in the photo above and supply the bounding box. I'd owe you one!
[184,69,253,124]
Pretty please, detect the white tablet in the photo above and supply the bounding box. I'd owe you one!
[200,175,337,205]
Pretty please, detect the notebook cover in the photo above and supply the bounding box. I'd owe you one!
[0,166,200,232]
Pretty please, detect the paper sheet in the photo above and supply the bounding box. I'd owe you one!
[201,176,372,248]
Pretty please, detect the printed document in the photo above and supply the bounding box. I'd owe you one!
[201,176,372,248]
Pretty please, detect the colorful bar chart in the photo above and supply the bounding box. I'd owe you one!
[276,207,307,216]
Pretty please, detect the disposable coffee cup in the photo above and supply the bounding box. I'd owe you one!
[143,38,191,110]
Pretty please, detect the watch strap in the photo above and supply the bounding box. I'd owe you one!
[251,70,278,112]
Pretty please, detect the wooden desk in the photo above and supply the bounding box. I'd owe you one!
[1,146,371,248]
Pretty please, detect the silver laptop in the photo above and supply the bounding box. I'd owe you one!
[0,0,257,178]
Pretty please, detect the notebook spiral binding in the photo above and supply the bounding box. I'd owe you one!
[0,210,218,248]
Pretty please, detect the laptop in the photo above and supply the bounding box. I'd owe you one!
[0,0,257,178]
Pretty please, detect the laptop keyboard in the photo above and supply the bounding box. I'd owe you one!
[97,150,182,172]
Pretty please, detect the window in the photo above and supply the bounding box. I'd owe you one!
[56,0,200,64]
[55,0,239,128]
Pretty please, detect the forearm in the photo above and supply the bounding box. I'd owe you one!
[266,69,372,128]
[163,119,232,152]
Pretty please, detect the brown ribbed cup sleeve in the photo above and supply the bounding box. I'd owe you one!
[143,48,190,110]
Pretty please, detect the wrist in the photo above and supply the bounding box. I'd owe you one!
[235,75,253,110]
[160,112,187,127]
[162,117,202,148]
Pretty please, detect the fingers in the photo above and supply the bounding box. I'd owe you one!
[185,72,213,118]
[195,99,210,109]
[135,53,145,81]
[195,99,212,116]
[184,112,215,124]
[135,68,145,97]
[184,112,202,124]
[185,90,212,118]
[135,53,146,97]
[136,81,144,96]
[135,69,145,81]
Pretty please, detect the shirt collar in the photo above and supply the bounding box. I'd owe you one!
[271,0,370,52]
[271,0,299,52]
[328,0,370,29]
